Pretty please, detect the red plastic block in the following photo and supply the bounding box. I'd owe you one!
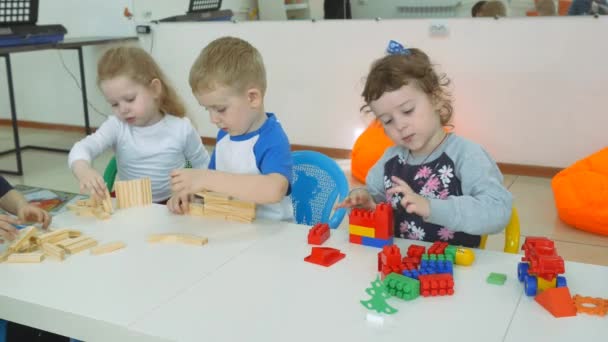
[407,244,426,258]
[349,234,363,244]
[428,241,448,255]
[380,245,402,267]
[308,223,330,245]
[373,203,394,239]
[304,247,345,267]
[419,274,455,297]
[521,236,565,281]
[401,257,420,270]
[348,203,394,240]
[535,287,577,318]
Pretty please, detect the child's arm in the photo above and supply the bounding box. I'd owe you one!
[183,123,210,169]
[68,117,120,198]
[171,169,289,204]
[424,148,512,236]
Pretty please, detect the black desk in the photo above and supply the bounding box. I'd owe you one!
[0,36,138,175]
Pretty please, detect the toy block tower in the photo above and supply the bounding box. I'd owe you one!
[349,203,394,248]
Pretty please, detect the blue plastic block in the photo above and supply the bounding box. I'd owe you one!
[361,236,394,248]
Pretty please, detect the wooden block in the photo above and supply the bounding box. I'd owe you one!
[148,234,208,246]
[90,241,126,255]
[41,243,65,261]
[36,229,70,244]
[65,238,98,254]
[6,252,45,263]
[56,236,91,249]
[0,249,11,263]
[8,226,37,253]
[102,188,113,214]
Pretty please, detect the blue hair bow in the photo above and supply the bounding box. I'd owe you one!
[386,40,410,55]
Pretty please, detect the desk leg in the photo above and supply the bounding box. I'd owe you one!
[76,47,91,135]
[0,54,24,176]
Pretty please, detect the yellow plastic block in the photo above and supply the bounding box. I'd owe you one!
[349,224,375,238]
[538,277,557,292]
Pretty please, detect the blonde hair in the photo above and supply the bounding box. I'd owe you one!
[189,36,267,95]
[362,48,453,126]
[97,46,186,117]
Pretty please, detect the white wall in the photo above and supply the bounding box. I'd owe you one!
[0,0,135,127]
[2,12,606,168]
[149,17,606,168]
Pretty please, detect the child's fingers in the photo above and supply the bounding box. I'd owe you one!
[391,176,407,186]
[167,197,182,214]
[40,210,51,229]
[0,214,20,225]
[179,196,190,214]
[0,224,18,241]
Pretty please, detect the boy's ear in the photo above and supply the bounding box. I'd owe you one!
[246,88,263,108]
[150,78,162,98]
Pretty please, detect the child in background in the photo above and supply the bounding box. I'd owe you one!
[338,41,512,247]
[69,46,209,203]
[168,37,294,221]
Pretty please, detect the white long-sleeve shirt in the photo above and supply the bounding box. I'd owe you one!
[68,114,210,202]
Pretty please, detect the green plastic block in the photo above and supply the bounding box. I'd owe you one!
[383,273,420,301]
[437,254,445,261]
[487,272,507,285]
[421,254,429,260]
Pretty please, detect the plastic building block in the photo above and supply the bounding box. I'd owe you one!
[420,259,453,275]
[401,257,420,270]
[361,236,393,248]
[383,273,420,301]
[304,247,345,267]
[535,287,577,318]
[444,245,456,261]
[520,236,565,282]
[454,247,475,266]
[348,202,394,240]
[486,273,507,285]
[349,224,375,238]
[428,241,448,255]
[360,275,398,314]
[379,245,402,267]
[402,269,420,280]
[308,223,330,245]
[419,273,455,297]
[573,295,608,316]
[537,277,557,292]
[349,234,363,244]
[407,244,426,258]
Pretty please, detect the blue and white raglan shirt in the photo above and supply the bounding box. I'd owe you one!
[209,113,294,221]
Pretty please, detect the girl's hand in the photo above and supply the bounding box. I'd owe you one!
[167,193,191,215]
[17,203,51,229]
[386,176,431,219]
[335,188,376,211]
[0,214,19,243]
[75,165,107,199]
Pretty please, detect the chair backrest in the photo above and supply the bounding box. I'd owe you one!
[291,151,349,228]
[479,207,521,254]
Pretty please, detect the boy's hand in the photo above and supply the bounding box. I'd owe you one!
[335,188,376,211]
[0,214,19,243]
[170,169,205,195]
[17,203,51,229]
[75,164,107,199]
[386,176,431,219]
[167,193,191,215]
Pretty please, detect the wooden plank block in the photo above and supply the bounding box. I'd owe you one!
[6,252,45,263]
[148,234,208,246]
[36,229,69,244]
[56,236,90,249]
[102,188,113,214]
[90,241,126,255]
[65,238,98,254]
[41,243,65,261]
[0,249,11,263]
[8,226,37,253]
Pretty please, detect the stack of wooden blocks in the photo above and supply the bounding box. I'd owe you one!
[115,177,152,209]
[67,189,113,220]
[189,191,256,223]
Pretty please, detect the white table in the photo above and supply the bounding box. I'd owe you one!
[1,204,607,341]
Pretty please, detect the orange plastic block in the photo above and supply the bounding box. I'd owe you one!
[304,247,345,267]
[308,223,330,245]
[573,294,608,316]
[535,287,577,318]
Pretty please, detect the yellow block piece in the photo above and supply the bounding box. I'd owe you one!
[348,224,375,238]
[454,247,475,266]
[537,277,557,292]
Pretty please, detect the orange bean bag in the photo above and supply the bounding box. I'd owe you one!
[552,147,608,236]
[351,120,394,184]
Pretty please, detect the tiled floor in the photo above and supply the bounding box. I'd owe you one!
[2,126,607,266]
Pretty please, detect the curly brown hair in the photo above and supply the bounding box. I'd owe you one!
[362,48,453,125]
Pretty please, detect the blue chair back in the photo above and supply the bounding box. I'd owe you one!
[291,151,349,228]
